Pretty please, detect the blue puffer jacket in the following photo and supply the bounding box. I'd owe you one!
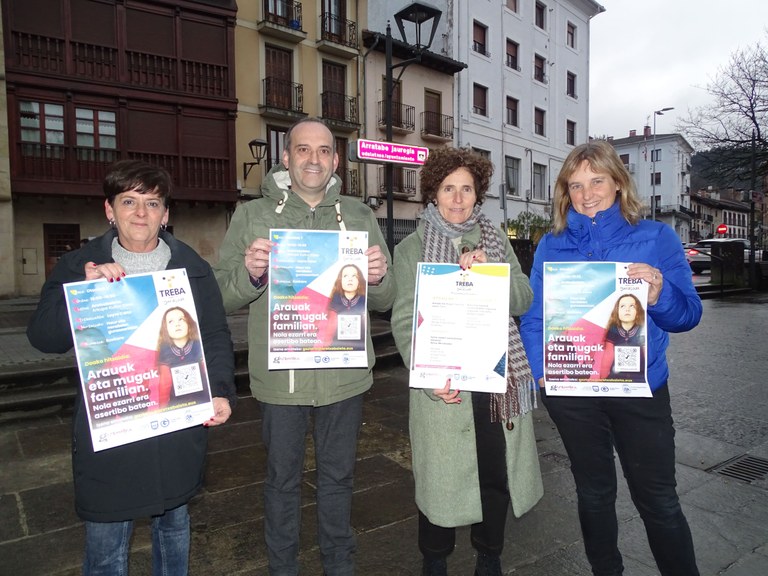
[520,201,702,391]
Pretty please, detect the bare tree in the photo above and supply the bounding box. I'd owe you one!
[677,37,768,187]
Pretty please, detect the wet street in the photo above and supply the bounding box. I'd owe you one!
[1,294,768,575]
[668,293,768,453]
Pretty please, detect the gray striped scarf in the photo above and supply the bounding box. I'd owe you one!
[420,203,535,426]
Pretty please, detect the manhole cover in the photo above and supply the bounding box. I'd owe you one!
[712,455,768,483]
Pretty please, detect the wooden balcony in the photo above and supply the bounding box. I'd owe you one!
[13,143,234,201]
[10,33,230,98]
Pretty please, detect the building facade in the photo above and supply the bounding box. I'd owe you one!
[365,0,604,238]
[2,0,239,297]
[453,0,604,232]
[359,25,465,239]
[609,127,696,243]
[689,188,757,242]
[235,0,364,200]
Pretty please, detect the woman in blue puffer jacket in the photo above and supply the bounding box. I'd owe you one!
[520,140,702,576]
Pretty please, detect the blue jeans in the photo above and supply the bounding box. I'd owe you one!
[542,386,699,576]
[83,504,190,576]
[261,395,363,576]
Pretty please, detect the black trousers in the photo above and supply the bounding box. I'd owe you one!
[419,392,510,559]
[542,385,699,576]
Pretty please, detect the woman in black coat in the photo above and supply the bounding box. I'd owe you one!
[27,160,236,575]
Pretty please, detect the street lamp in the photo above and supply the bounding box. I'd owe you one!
[650,107,673,221]
[242,138,268,183]
[384,2,442,255]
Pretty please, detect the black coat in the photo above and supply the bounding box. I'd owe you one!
[27,229,236,522]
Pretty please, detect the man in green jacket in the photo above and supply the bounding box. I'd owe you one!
[214,118,395,576]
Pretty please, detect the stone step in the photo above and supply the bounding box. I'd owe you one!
[0,321,400,412]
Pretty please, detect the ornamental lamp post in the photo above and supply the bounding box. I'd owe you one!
[384,2,442,256]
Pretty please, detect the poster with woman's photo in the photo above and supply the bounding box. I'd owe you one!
[268,229,368,369]
[63,269,214,451]
[542,262,652,397]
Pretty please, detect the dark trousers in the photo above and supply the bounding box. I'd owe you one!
[419,392,510,559]
[261,395,363,576]
[542,386,699,576]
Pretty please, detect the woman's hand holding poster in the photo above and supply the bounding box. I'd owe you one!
[64,269,213,451]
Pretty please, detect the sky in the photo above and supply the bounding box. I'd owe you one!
[589,0,768,142]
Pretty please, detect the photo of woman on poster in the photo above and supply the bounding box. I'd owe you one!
[327,264,367,343]
[156,306,211,408]
[598,293,647,382]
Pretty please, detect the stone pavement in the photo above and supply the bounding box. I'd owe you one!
[1,295,768,575]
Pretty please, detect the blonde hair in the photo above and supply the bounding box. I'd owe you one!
[552,140,643,234]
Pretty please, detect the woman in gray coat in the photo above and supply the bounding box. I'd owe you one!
[391,147,543,576]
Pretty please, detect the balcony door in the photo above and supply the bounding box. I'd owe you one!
[383,77,403,128]
[335,136,349,194]
[323,0,345,42]
[265,45,293,109]
[424,90,441,135]
[323,61,346,121]
[266,125,287,171]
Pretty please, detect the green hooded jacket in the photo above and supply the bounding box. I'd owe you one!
[214,164,395,405]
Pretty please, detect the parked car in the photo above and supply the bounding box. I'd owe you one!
[686,238,763,273]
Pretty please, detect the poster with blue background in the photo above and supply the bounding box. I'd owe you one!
[64,269,213,451]
[268,229,369,369]
[543,262,651,397]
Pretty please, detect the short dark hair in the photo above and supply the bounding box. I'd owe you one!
[103,160,172,206]
[419,147,493,207]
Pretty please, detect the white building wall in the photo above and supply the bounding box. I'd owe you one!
[610,133,694,243]
[365,0,603,232]
[452,0,602,229]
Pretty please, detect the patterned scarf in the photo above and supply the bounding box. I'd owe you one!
[420,203,535,427]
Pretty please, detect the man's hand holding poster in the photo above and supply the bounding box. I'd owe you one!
[64,269,214,451]
[268,229,368,369]
[543,262,652,397]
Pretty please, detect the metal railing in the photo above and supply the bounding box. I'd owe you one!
[263,0,303,29]
[377,100,415,132]
[263,77,304,112]
[420,111,454,139]
[377,166,417,196]
[321,92,358,123]
[320,12,358,48]
[342,169,360,196]
[472,41,490,57]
